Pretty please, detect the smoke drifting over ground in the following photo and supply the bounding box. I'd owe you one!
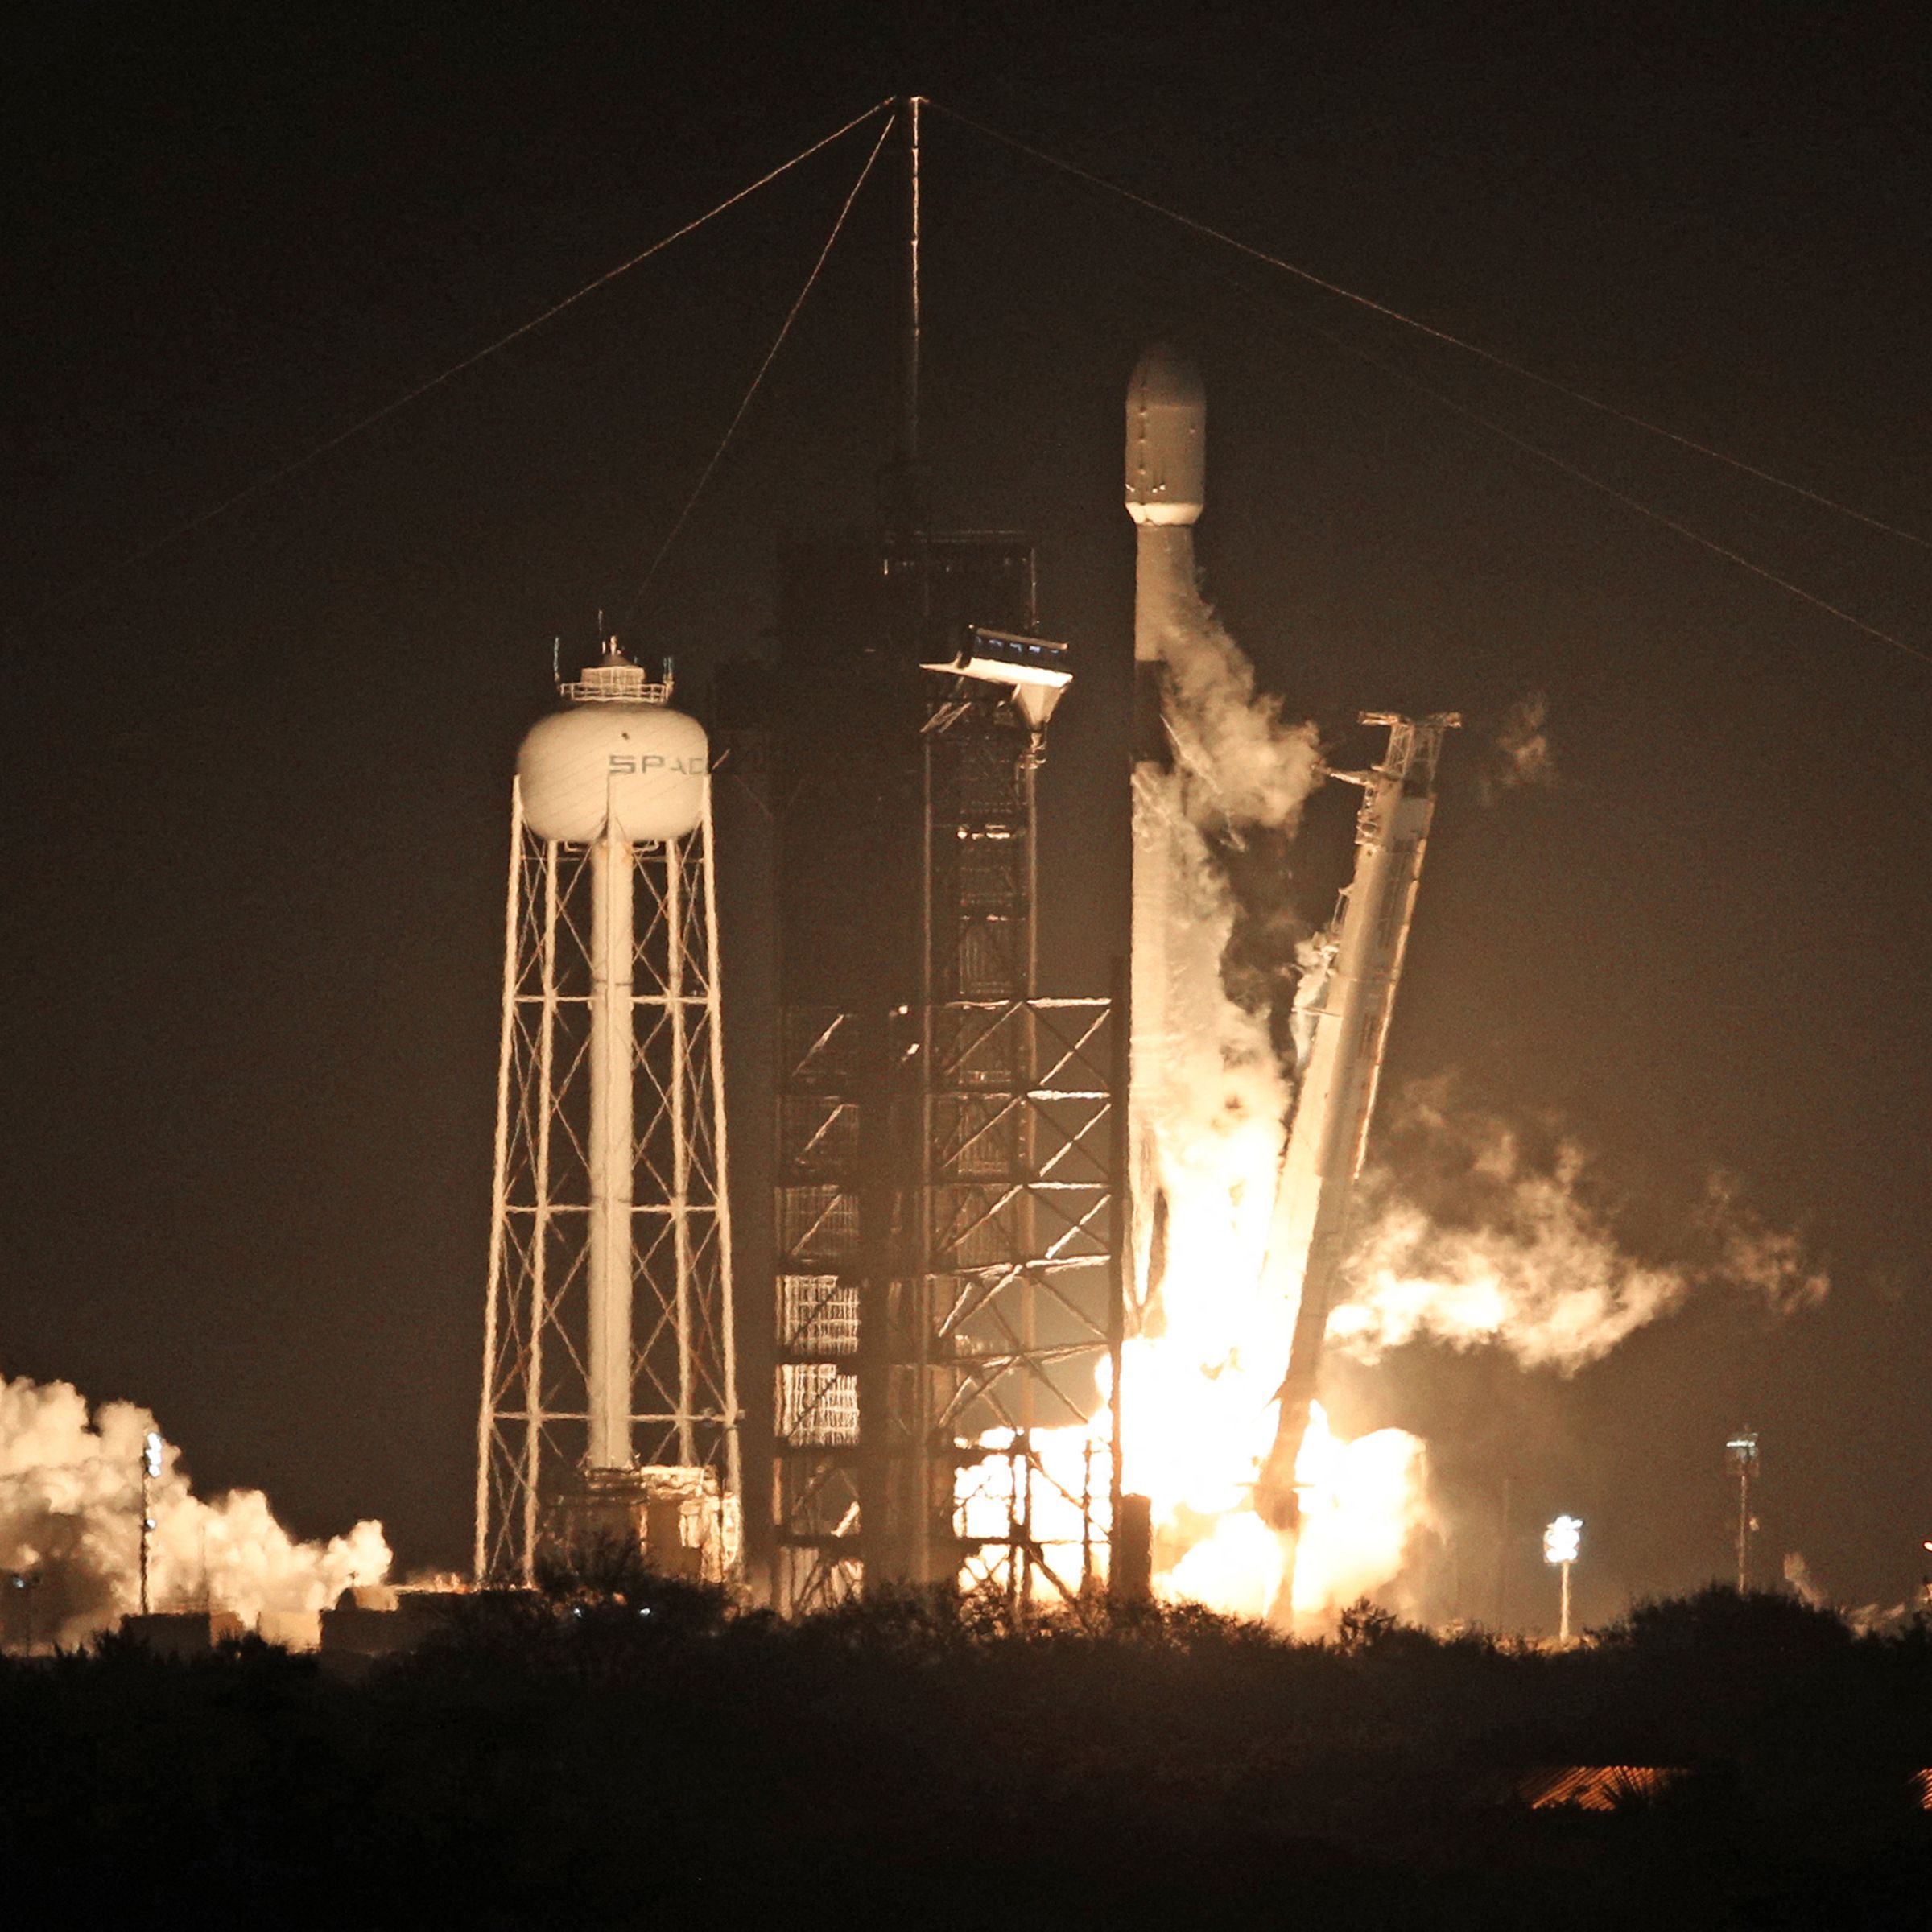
[0,1371,389,1649]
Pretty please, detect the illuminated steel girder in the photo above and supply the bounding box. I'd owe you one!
[771,690,1121,1615]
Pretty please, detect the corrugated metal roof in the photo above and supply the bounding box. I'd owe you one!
[1516,1765,1682,1811]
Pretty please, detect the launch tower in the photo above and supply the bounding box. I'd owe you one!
[757,546,1121,1614]
[1254,708,1458,1532]
[741,101,1122,1615]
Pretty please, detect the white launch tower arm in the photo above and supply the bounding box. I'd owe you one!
[1254,710,1458,1528]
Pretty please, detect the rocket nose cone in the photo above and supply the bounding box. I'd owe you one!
[1126,344,1205,525]
[1129,343,1204,415]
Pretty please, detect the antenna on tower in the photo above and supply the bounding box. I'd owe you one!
[880,93,929,537]
[902,92,922,471]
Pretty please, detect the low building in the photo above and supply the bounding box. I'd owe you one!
[120,1610,246,1657]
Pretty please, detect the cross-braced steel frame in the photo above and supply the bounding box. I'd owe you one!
[476,780,741,1584]
[923,994,1121,1611]
[772,696,1120,1616]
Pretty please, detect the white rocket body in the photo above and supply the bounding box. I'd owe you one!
[1125,347,1205,1317]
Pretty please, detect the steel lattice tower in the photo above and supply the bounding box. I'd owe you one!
[733,101,1121,1614]
[476,652,741,1584]
[766,563,1121,1616]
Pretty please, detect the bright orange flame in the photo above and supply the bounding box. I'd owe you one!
[962,1385,1430,1631]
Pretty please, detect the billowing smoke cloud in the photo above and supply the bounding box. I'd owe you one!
[1127,584,1818,1630]
[1140,592,1323,1341]
[1478,691,1557,804]
[0,1371,390,1649]
[1327,1089,1828,1369]
[1784,1551,1909,1635]
[1119,582,1341,1616]
[1160,599,1323,835]
[1783,1551,1827,1608]
[1140,796,1288,1266]
[1697,1174,1830,1315]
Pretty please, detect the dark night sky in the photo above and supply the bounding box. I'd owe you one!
[4,6,1929,1624]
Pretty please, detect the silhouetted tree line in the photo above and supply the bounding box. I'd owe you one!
[5,1558,1931,1928]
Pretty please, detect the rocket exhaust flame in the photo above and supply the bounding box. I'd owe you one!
[1103,350,1824,1632]
[1121,343,1434,1626]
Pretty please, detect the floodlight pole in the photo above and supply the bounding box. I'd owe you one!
[1726,1430,1759,1592]
[1543,1514,1580,1645]
[1736,1457,1751,1593]
[138,1453,151,1617]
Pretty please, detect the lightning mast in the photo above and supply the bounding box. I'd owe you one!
[767,100,1119,1614]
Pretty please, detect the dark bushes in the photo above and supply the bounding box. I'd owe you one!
[4,1582,1931,1927]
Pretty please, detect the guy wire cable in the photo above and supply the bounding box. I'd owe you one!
[1181,242,1932,667]
[120,97,897,569]
[626,110,898,618]
[931,99,1929,553]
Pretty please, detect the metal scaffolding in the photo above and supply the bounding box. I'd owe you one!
[476,782,741,1584]
[772,685,1120,1615]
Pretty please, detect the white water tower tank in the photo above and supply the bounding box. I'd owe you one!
[518,661,708,844]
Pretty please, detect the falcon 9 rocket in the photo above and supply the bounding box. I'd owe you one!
[1125,345,1206,1322]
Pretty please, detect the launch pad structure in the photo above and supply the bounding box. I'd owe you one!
[468,97,1457,1621]
[1254,707,1459,1531]
[712,99,1125,1616]
[753,542,1123,1616]
[472,98,1125,1611]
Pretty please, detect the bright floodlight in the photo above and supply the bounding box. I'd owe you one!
[142,1431,163,1479]
[922,626,1071,733]
[1543,1514,1582,1566]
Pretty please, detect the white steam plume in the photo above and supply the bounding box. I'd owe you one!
[1783,1551,1827,1608]
[1140,589,1323,1346]
[1122,582,1365,1619]
[1479,691,1557,804]
[1160,598,1323,835]
[1327,1093,1828,1369]
[1129,585,1815,1632]
[1697,1174,1830,1315]
[0,1370,390,1649]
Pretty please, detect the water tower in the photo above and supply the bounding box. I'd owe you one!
[475,641,740,1583]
